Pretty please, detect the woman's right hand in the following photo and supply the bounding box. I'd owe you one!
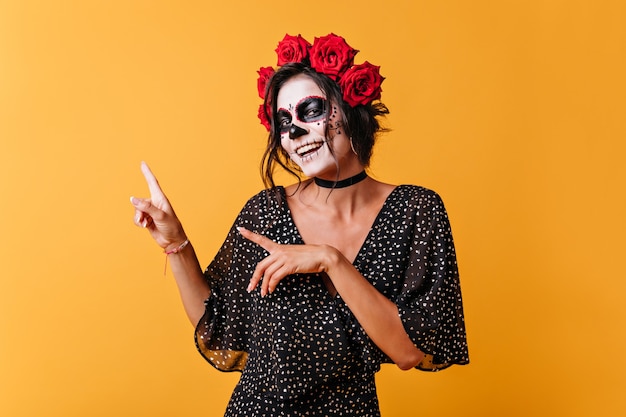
[130,162,188,252]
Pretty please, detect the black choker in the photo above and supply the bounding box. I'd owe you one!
[314,171,368,189]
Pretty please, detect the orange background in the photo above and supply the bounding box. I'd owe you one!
[1,1,625,416]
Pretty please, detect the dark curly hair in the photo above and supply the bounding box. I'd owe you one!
[260,62,389,190]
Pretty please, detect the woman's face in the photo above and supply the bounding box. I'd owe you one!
[276,74,361,179]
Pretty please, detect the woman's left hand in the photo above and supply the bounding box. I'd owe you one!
[237,227,337,296]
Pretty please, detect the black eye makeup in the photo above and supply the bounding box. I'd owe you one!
[296,96,327,123]
[277,96,327,134]
[276,110,292,133]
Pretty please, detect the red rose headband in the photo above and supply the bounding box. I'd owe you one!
[257,33,385,131]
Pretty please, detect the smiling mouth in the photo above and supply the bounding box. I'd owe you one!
[295,140,325,158]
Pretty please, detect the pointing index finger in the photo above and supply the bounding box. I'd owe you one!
[140,161,165,199]
[237,227,278,253]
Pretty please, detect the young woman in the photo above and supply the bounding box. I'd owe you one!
[131,34,468,416]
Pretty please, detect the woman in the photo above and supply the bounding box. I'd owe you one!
[131,34,468,416]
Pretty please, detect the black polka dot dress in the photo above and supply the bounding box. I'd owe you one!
[195,185,469,416]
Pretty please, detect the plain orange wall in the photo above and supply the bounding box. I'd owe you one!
[1,1,625,416]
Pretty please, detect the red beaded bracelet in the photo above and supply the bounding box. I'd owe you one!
[163,239,190,275]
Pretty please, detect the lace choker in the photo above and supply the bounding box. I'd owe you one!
[314,171,368,189]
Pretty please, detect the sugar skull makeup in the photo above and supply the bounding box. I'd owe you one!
[276,96,327,138]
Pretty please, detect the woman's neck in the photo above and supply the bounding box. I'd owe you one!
[313,170,368,189]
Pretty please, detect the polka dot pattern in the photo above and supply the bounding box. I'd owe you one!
[195,185,468,415]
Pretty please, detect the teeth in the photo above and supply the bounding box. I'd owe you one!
[297,142,323,156]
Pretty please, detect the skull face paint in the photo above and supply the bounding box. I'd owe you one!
[276,96,327,138]
[277,75,361,178]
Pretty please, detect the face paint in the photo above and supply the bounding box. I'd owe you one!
[289,124,308,139]
[277,96,327,135]
[296,96,326,123]
[328,104,343,135]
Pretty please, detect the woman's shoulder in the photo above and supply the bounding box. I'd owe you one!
[239,186,287,213]
[391,184,445,206]
[247,186,285,200]
[382,185,451,229]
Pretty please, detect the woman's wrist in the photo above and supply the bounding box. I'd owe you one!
[322,245,347,274]
[163,238,191,276]
[164,238,190,255]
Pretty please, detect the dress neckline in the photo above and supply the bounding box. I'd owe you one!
[276,185,404,266]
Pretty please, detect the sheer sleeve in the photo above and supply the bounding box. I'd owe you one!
[395,189,469,371]
[193,191,274,372]
[194,223,251,372]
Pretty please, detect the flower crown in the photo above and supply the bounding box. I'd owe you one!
[256,33,385,131]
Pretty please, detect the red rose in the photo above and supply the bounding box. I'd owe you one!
[275,34,311,66]
[257,66,275,99]
[258,104,271,131]
[338,61,384,107]
[309,33,358,80]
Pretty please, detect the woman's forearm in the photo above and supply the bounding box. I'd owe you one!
[324,248,425,370]
[165,241,211,326]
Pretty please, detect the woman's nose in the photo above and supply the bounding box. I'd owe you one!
[289,123,309,139]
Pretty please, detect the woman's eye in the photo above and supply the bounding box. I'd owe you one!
[276,110,292,132]
[297,97,326,122]
[306,108,322,118]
